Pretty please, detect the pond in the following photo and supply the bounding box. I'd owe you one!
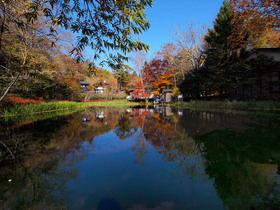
[0,107,280,209]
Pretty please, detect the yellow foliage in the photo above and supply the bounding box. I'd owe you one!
[153,70,175,94]
[172,87,180,98]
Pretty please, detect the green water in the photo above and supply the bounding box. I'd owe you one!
[0,107,280,209]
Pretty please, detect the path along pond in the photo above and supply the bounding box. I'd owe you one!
[0,107,280,209]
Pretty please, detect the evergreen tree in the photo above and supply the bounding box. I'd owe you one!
[204,0,247,96]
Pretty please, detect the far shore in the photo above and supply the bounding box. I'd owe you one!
[1,99,280,118]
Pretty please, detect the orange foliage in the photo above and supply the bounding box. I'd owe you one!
[231,0,280,48]
[131,81,149,99]
[152,70,174,95]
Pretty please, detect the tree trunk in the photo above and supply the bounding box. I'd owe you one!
[0,72,21,102]
[0,45,27,102]
[259,80,262,95]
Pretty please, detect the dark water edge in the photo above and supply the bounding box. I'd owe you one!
[0,107,280,209]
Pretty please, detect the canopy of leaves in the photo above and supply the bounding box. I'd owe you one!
[230,0,280,48]
[142,58,169,90]
[27,0,154,66]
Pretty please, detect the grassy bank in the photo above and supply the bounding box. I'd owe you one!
[86,100,140,108]
[0,101,87,117]
[0,100,140,117]
[2,99,279,117]
[88,93,127,100]
[168,100,280,110]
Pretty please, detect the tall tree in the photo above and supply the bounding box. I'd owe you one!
[130,50,147,83]
[173,23,207,72]
[114,64,132,92]
[0,1,56,101]
[156,42,179,86]
[204,0,245,96]
[142,58,169,91]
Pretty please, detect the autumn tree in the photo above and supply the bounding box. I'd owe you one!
[142,58,169,91]
[106,80,118,100]
[152,70,174,96]
[230,0,280,48]
[0,0,57,101]
[127,71,141,90]
[0,0,154,101]
[156,42,179,86]
[26,0,154,64]
[172,23,207,75]
[131,81,149,99]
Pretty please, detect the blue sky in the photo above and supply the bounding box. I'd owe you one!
[135,0,224,58]
[85,0,224,69]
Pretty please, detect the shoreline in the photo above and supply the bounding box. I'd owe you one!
[1,99,280,118]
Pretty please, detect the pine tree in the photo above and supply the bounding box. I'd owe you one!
[204,0,247,96]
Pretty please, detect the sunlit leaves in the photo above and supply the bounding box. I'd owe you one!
[230,0,280,48]
[26,0,154,64]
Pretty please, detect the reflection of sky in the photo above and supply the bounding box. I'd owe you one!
[88,130,138,155]
[66,127,223,210]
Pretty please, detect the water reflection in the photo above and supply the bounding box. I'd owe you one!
[0,108,280,209]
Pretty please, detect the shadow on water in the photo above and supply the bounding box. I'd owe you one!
[0,107,279,209]
[97,197,121,210]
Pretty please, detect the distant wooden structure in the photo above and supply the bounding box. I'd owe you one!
[94,86,105,94]
[251,48,280,61]
[94,80,108,94]
[162,89,173,102]
[232,48,280,98]
[80,81,90,92]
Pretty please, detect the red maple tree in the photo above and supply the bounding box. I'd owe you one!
[131,81,149,99]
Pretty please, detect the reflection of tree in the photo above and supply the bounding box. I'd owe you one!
[139,109,205,180]
[0,116,80,209]
[0,160,78,209]
[2,107,280,209]
[133,108,280,208]
[142,112,189,160]
[168,138,207,183]
[0,109,125,209]
[116,108,151,165]
[115,112,137,140]
[132,133,148,166]
[194,126,280,209]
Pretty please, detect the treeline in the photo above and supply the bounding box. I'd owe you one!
[136,0,280,100]
[180,52,279,99]
[179,1,280,100]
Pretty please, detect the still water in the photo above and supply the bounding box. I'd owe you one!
[0,107,280,209]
